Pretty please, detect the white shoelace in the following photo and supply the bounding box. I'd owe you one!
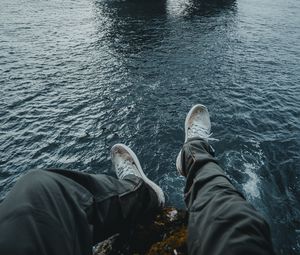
[116,159,138,179]
[188,123,219,141]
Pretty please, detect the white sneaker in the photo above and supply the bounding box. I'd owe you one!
[111,143,165,207]
[176,104,214,175]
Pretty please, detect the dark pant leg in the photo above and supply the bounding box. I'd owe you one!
[0,169,159,255]
[180,138,275,255]
[47,168,160,243]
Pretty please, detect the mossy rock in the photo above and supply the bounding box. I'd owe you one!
[94,207,188,255]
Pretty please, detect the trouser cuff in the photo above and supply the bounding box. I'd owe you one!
[181,138,218,176]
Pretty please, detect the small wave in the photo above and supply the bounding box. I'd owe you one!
[221,140,265,201]
[242,162,261,199]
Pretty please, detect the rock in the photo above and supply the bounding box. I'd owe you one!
[94,207,188,255]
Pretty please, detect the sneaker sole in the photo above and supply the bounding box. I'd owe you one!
[111,144,165,207]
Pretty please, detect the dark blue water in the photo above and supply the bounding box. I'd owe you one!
[1,0,300,253]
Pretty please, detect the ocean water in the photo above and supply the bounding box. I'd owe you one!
[0,0,299,253]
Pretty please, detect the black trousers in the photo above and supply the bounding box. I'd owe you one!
[0,139,275,255]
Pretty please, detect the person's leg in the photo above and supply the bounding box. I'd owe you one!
[0,145,164,255]
[0,169,94,255]
[177,105,275,255]
[47,168,163,244]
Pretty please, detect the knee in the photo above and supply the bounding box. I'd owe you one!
[0,170,59,217]
[13,170,57,198]
[22,169,52,184]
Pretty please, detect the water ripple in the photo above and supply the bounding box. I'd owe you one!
[1,0,300,253]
